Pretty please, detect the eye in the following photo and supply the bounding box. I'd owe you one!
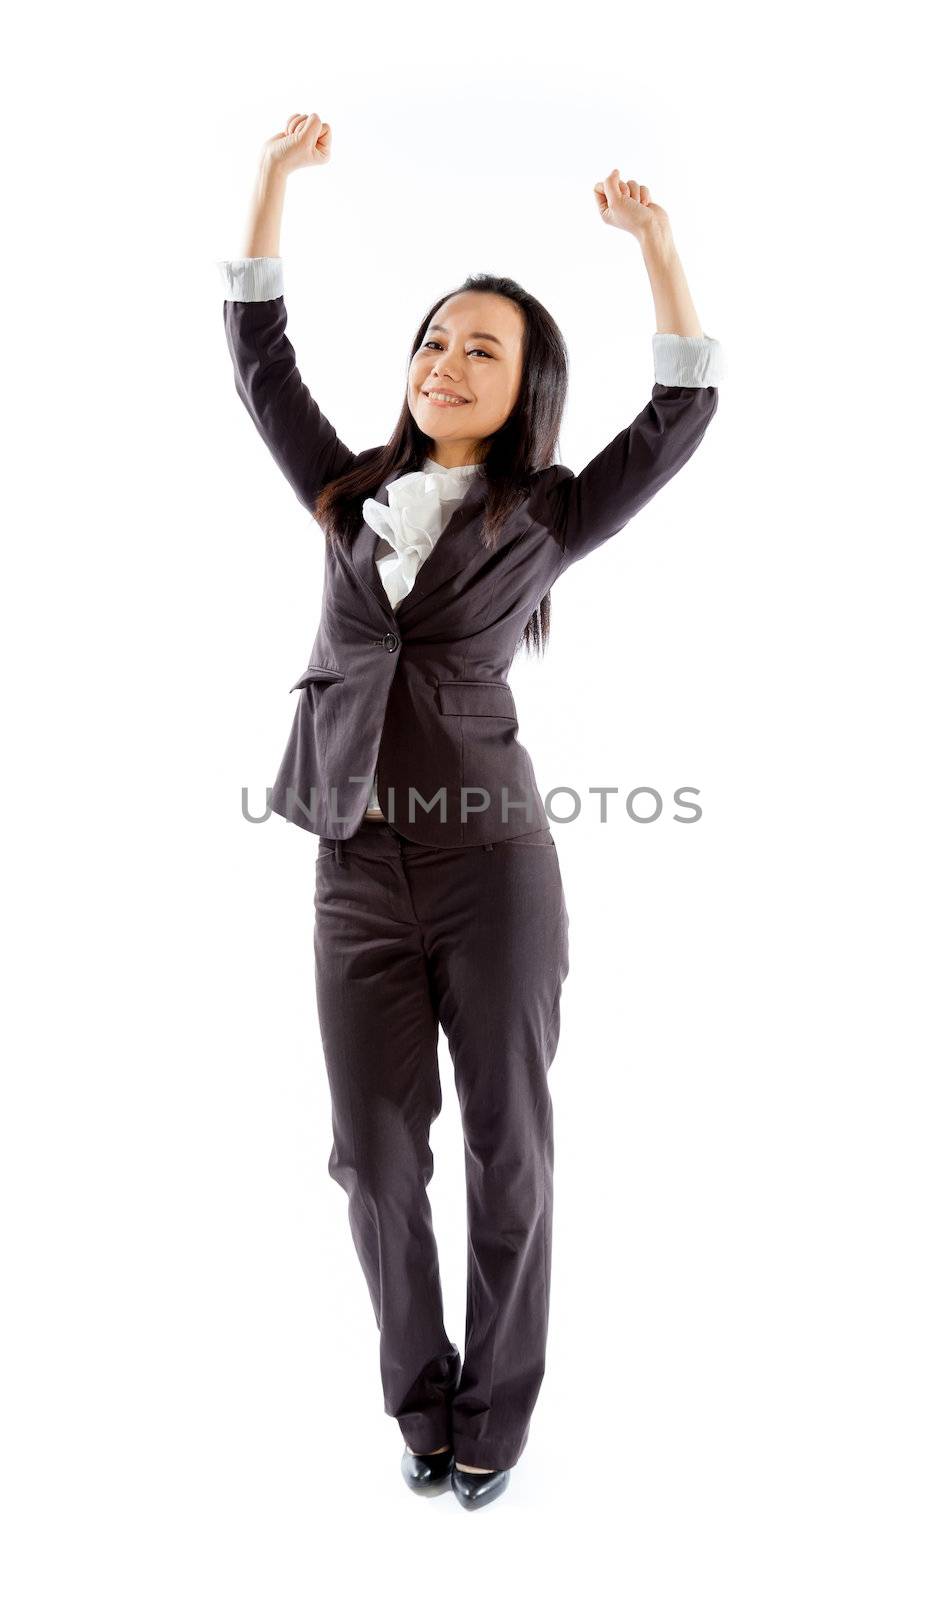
[423,340,492,359]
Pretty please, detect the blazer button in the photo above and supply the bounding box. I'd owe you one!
[382,632,399,652]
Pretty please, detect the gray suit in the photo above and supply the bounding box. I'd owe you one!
[221,287,720,845]
[219,263,721,1469]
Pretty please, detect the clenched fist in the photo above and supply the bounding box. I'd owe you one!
[593,169,669,241]
[263,112,332,176]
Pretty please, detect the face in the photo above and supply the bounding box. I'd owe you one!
[408,291,525,468]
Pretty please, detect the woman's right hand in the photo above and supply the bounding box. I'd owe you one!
[262,112,332,176]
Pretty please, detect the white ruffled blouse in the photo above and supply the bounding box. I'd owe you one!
[362,458,479,816]
[363,458,481,611]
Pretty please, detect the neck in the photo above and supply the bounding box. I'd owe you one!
[427,445,485,470]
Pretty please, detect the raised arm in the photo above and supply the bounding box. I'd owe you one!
[216,115,357,518]
[550,171,723,570]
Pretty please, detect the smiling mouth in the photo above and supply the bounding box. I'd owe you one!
[422,390,471,406]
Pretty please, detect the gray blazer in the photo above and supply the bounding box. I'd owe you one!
[220,275,721,845]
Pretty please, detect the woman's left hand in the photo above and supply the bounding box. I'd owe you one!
[593,170,670,242]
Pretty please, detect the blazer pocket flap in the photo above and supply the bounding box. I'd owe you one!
[436,680,517,719]
[290,664,347,692]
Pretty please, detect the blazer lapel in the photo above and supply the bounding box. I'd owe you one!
[350,480,396,621]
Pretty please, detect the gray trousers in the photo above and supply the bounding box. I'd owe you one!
[313,817,571,1470]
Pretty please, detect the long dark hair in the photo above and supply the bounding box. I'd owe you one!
[313,272,569,656]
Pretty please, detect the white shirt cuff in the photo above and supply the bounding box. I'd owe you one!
[653,332,724,386]
[216,256,285,302]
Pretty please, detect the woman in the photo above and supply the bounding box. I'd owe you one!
[217,112,723,1510]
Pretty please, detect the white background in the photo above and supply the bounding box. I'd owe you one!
[3,1,933,1594]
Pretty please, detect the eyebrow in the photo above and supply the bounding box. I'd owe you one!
[427,322,504,348]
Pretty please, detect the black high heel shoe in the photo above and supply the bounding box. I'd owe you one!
[451,1463,511,1509]
[400,1444,454,1494]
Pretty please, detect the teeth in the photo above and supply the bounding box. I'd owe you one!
[425,391,467,405]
